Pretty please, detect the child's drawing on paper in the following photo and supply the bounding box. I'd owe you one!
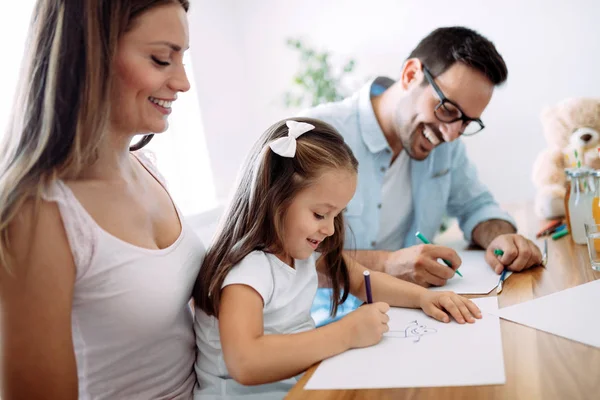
[386,320,437,343]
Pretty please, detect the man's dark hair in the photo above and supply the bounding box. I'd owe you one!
[408,26,507,85]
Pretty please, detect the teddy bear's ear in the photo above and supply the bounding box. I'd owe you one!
[540,105,554,128]
[562,97,600,132]
[540,98,600,149]
[540,102,570,148]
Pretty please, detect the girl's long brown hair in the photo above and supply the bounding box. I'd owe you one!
[194,118,358,318]
[0,0,188,271]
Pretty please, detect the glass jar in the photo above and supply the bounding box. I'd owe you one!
[588,169,600,253]
[564,168,573,233]
[568,168,594,244]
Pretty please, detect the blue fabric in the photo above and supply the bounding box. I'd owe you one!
[300,77,516,325]
[310,289,364,327]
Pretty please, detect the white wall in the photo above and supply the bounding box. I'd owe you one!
[188,1,255,200]
[190,0,600,205]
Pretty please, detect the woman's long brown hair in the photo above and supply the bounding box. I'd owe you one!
[0,0,188,271]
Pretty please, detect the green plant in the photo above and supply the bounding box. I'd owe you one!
[283,38,356,108]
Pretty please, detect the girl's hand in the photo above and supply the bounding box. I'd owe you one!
[341,302,390,348]
[419,291,482,324]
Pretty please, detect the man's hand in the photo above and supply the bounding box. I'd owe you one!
[485,234,543,274]
[383,244,462,287]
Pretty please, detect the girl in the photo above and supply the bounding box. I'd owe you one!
[0,1,203,399]
[192,118,481,399]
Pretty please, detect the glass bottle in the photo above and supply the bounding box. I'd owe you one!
[584,167,596,194]
[564,168,572,234]
[568,169,593,245]
[589,170,600,253]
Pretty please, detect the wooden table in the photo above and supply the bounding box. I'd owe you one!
[287,202,600,400]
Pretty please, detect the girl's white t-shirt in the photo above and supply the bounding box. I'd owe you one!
[194,251,318,400]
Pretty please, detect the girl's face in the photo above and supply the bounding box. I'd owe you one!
[111,3,190,136]
[278,168,357,265]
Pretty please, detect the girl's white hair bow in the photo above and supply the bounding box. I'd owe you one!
[268,120,315,158]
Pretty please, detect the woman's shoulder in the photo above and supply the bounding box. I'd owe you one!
[1,197,75,280]
[40,179,97,273]
[12,196,68,239]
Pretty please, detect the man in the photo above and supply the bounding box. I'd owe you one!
[301,26,542,290]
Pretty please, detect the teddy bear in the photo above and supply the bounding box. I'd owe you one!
[532,97,600,219]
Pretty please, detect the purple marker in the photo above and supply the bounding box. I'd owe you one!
[363,270,373,304]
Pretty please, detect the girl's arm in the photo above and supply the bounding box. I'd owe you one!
[343,254,482,324]
[219,284,388,386]
[344,252,424,307]
[1,201,78,400]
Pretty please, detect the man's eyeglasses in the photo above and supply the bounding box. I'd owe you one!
[422,67,485,136]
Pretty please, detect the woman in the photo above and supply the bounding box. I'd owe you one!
[0,1,203,399]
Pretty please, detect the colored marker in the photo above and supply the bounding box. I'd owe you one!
[535,219,564,238]
[552,228,569,240]
[494,249,507,294]
[363,270,373,304]
[549,224,566,234]
[415,231,463,277]
[497,269,508,294]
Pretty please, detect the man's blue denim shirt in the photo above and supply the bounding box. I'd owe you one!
[301,77,515,326]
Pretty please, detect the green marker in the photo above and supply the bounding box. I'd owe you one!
[552,228,569,240]
[415,231,463,277]
[494,249,508,294]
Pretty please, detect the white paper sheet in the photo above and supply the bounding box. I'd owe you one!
[429,251,512,295]
[305,297,505,390]
[490,280,600,348]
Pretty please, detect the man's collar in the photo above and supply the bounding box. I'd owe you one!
[358,77,395,154]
